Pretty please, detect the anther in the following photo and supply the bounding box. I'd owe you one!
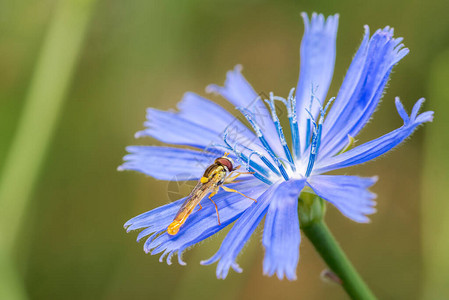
[265,93,296,171]
[238,107,290,181]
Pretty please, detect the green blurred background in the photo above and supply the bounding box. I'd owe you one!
[1,0,448,299]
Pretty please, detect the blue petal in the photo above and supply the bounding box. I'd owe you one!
[136,92,259,153]
[320,26,409,158]
[126,178,267,265]
[125,197,184,233]
[307,175,377,223]
[315,98,434,173]
[262,179,306,280]
[207,65,285,159]
[295,13,339,154]
[176,92,257,143]
[136,108,223,149]
[118,146,217,181]
[201,181,283,278]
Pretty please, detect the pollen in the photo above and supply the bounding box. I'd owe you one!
[200,177,209,184]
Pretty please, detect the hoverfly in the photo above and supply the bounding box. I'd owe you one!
[167,153,256,235]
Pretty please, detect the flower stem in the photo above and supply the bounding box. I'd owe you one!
[302,220,376,300]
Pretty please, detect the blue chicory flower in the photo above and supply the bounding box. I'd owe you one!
[120,13,433,281]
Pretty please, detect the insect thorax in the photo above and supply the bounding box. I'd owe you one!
[202,164,227,185]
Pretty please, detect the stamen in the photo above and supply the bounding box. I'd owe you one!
[223,130,271,178]
[304,97,334,177]
[228,139,279,185]
[272,96,287,107]
[265,92,296,171]
[237,107,290,181]
[305,119,312,149]
[248,151,281,176]
[230,141,280,185]
[251,172,273,185]
[305,118,320,177]
[304,85,316,150]
[271,88,301,160]
[323,96,335,113]
[285,88,301,160]
[233,148,275,185]
[241,156,273,185]
[305,108,317,129]
[215,144,273,185]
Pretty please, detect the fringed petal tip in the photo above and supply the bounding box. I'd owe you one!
[261,180,304,281]
[365,175,379,187]
[200,256,241,279]
[307,175,378,223]
[153,246,187,266]
[143,247,186,266]
[376,26,409,62]
[133,130,144,139]
[123,220,148,233]
[218,262,243,279]
[124,179,266,271]
[263,249,299,280]
[374,27,409,64]
[178,254,187,266]
[205,65,243,95]
[395,97,434,125]
[123,215,144,231]
[263,268,297,281]
[205,83,221,95]
[200,254,216,266]
[199,184,279,279]
[372,27,408,61]
[319,22,410,158]
[316,97,434,174]
[231,262,243,273]
[301,12,339,34]
[200,253,222,266]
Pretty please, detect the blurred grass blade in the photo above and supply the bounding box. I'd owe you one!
[421,50,449,299]
[0,0,96,298]
[0,246,27,300]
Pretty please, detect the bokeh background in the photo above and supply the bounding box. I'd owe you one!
[1,0,448,299]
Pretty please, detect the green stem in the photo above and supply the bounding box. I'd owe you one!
[302,221,376,300]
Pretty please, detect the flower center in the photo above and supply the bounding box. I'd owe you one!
[220,87,333,185]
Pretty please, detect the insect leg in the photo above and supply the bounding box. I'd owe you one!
[208,187,221,225]
[224,171,254,184]
[232,165,254,174]
[220,185,257,203]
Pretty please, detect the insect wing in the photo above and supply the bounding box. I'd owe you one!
[172,181,214,221]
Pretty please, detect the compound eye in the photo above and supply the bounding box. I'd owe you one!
[216,157,233,172]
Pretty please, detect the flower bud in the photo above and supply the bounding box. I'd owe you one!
[298,189,326,227]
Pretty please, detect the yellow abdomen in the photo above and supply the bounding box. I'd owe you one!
[167,221,182,235]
